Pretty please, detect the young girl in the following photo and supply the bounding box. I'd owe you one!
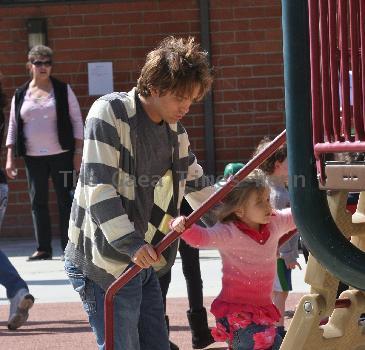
[171,169,296,350]
[254,138,301,339]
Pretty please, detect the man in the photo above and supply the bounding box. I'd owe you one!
[64,36,214,350]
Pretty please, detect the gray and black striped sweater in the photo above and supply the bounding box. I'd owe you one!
[65,88,214,290]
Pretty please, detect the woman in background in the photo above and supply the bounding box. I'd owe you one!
[5,45,84,261]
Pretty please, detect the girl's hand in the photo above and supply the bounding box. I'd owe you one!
[170,216,186,232]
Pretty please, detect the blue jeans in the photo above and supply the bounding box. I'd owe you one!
[65,259,169,350]
[0,250,28,299]
[0,184,28,299]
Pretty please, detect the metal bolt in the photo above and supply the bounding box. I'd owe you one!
[303,301,313,313]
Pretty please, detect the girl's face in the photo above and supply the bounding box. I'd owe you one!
[236,187,272,230]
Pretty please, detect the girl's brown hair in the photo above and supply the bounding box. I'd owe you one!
[215,169,268,223]
[137,36,213,101]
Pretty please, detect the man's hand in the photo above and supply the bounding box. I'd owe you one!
[170,216,186,232]
[132,244,159,269]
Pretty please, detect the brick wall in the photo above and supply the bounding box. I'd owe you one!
[0,0,284,238]
[211,0,284,169]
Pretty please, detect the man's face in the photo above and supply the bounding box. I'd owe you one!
[149,86,200,124]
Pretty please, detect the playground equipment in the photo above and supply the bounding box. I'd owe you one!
[105,0,365,349]
[281,0,365,349]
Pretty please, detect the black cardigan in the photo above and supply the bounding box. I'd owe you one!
[14,76,75,157]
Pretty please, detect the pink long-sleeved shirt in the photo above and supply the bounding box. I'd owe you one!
[182,208,295,309]
[6,85,83,156]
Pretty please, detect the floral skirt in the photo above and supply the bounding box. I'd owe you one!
[210,299,282,350]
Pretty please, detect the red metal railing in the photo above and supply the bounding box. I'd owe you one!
[308,0,365,183]
[104,131,287,350]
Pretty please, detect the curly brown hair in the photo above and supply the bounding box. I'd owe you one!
[253,137,287,175]
[137,36,213,101]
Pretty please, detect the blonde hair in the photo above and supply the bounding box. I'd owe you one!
[215,169,268,223]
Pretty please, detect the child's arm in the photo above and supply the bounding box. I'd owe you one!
[272,207,296,235]
[273,208,302,269]
[279,232,301,270]
[170,216,226,249]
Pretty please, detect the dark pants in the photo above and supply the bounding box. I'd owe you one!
[24,151,74,253]
[159,198,204,312]
[159,236,204,313]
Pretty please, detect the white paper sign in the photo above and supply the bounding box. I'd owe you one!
[88,62,114,96]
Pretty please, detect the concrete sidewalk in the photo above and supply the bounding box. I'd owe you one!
[0,238,310,304]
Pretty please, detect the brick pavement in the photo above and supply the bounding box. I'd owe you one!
[0,294,305,350]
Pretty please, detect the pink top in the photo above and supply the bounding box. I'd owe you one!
[182,208,295,318]
[6,85,83,156]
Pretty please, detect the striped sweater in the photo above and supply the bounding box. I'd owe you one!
[65,88,214,290]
